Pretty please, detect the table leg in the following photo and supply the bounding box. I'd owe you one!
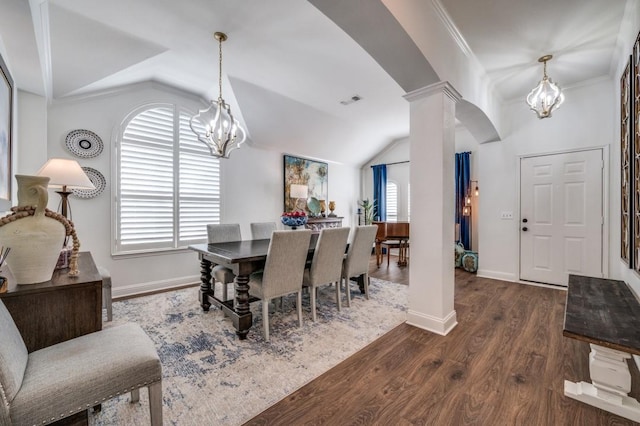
[564,343,640,422]
[234,274,252,340]
[199,258,212,311]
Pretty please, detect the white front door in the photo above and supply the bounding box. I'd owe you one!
[520,149,603,286]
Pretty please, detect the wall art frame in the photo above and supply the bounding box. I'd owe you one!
[621,55,632,266]
[0,51,12,206]
[634,32,640,272]
[283,154,328,214]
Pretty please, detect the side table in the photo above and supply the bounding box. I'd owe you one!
[0,251,102,352]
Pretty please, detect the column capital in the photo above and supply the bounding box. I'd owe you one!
[403,81,462,103]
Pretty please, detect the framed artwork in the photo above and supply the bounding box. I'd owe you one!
[0,52,12,205]
[283,154,328,214]
[621,56,632,266]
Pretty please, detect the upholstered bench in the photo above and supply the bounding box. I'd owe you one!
[0,300,162,425]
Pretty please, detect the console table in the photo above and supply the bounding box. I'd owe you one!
[305,217,343,232]
[0,251,102,352]
[563,274,640,422]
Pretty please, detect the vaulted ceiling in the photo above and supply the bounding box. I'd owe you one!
[0,0,630,166]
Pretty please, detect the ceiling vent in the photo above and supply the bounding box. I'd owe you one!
[340,95,362,106]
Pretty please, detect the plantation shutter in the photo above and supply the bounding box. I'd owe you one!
[118,106,175,251]
[386,181,398,222]
[116,104,221,254]
[178,110,221,244]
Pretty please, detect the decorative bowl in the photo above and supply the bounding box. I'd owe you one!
[281,215,308,228]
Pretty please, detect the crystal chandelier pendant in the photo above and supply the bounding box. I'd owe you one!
[526,55,565,119]
[190,32,246,158]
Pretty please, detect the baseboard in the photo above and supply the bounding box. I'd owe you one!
[406,309,457,335]
[112,275,200,299]
[476,269,517,282]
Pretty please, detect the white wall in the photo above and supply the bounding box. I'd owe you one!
[613,0,640,295]
[32,82,359,297]
[477,79,614,282]
[16,90,47,174]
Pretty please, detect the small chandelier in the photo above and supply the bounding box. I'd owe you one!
[190,32,246,158]
[526,54,565,119]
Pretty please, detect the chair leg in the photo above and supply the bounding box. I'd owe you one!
[131,388,140,403]
[311,286,317,321]
[148,381,163,426]
[335,281,341,311]
[297,292,303,327]
[344,276,351,307]
[263,300,270,341]
[364,273,370,300]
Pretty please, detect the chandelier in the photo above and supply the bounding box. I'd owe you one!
[526,54,565,119]
[190,32,246,158]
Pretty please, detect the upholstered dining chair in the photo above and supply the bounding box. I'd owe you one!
[0,299,162,425]
[303,227,350,321]
[341,225,378,307]
[250,222,277,240]
[207,223,242,301]
[248,230,312,341]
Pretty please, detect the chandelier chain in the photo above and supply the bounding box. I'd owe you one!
[218,36,223,101]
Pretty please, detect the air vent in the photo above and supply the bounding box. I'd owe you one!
[340,95,362,106]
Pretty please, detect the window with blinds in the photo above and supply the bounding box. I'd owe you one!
[386,181,398,222]
[115,104,221,254]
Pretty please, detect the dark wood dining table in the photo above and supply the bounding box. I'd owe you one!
[189,234,320,339]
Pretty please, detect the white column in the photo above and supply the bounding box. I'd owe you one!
[404,81,460,335]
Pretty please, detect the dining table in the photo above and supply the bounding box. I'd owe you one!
[189,234,321,339]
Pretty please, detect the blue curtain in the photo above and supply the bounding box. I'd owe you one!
[372,164,387,221]
[455,152,471,249]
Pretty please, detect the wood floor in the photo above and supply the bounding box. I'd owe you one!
[245,255,640,425]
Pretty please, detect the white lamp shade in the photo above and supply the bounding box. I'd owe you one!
[36,158,95,190]
[290,184,308,199]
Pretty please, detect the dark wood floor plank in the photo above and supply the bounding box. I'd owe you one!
[245,258,640,426]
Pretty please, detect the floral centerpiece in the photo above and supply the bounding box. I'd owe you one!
[281,211,308,229]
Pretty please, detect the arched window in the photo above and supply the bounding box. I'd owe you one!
[114,104,220,254]
[386,181,398,222]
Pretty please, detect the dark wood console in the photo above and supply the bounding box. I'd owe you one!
[0,251,102,352]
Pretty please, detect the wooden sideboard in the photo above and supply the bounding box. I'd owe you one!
[0,251,102,352]
[305,216,343,232]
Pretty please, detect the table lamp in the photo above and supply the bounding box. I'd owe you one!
[37,158,95,219]
[289,184,308,211]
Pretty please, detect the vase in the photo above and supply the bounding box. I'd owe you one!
[328,201,336,217]
[0,175,66,284]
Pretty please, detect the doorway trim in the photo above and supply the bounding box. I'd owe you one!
[515,145,609,284]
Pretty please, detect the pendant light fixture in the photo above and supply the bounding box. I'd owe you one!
[190,32,246,158]
[526,54,565,119]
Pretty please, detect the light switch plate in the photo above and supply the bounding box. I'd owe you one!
[500,211,514,219]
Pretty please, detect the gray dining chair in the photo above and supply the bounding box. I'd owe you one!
[250,222,277,240]
[207,223,242,301]
[0,299,162,425]
[341,225,378,307]
[303,227,350,320]
[248,230,312,341]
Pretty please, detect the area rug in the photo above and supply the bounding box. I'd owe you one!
[90,277,407,426]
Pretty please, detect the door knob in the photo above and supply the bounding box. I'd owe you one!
[522,218,528,223]
[522,227,528,232]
